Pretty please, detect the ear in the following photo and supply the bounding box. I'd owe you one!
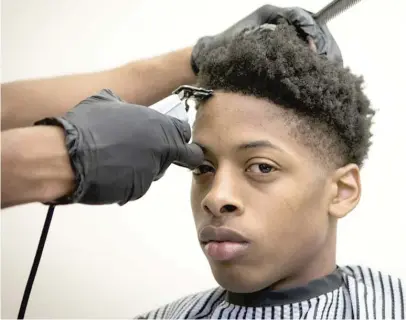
[328,164,361,219]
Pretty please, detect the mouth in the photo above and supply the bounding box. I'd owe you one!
[199,226,250,262]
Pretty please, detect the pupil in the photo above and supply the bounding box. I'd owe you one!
[259,164,271,173]
[201,165,212,173]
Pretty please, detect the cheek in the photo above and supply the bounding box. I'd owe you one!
[254,178,330,247]
[190,180,205,223]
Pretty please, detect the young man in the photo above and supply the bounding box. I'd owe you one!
[136,24,405,319]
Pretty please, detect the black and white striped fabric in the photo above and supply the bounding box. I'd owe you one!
[137,265,405,319]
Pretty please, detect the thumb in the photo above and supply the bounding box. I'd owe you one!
[174,143,204,169]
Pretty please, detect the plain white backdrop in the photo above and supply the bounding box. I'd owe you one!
[1,0,406,318]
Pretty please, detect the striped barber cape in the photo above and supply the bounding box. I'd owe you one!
[136,265,405,319]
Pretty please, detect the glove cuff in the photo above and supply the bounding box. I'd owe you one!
[34,117,86,205]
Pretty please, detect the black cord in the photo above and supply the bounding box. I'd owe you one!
[18,204,56,319]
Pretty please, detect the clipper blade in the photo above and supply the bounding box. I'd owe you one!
[314,0,363,24]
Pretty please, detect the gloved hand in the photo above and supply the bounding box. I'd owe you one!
[35,89,203,205]
[191,5,342,74]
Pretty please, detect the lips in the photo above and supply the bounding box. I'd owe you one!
[199,226,249,244]
[199,226,250,261]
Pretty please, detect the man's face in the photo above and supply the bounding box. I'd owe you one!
[190,92,338,293]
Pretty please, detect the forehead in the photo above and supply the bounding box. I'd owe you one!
[193,92,297,153]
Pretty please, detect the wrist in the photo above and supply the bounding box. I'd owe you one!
[1,126,75,207]
[36,126,76,203]
[151,47,196,82]
[126,47,196,106]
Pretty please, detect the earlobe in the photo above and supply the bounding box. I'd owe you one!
[328,164,361,219]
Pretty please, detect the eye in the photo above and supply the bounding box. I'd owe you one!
[246,163,276,174]
[192,163,215,176]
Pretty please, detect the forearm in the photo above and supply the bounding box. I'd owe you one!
[1,126,75,208]
[1,47,195,130]
[129,47,196,105]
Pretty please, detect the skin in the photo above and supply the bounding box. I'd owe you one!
[1,47,194,131]
[1,126,75,208]
[190,91,362,293]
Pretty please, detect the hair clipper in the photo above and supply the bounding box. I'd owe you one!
[149,85,213,121]
[148,85,213,180]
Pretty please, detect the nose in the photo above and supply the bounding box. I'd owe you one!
[201,168,244,217]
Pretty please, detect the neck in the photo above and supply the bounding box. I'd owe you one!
[226,231,341,307]
[226,266,343,307]
[273,224,338,291]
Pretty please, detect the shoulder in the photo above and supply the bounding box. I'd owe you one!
[134,286,226,319]
[339,264,405,290]
[339,265,405,315]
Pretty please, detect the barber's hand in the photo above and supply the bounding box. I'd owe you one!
[35,89,203,205]
[191,5,342,73]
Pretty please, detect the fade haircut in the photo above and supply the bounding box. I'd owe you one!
[196,24,375,168]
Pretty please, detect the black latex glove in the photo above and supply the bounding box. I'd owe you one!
[35,89,203,205]
[191,5,342,73]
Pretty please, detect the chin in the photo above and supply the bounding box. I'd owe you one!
[209,262,272,293]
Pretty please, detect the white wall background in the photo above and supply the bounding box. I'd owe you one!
[1,0,406,318]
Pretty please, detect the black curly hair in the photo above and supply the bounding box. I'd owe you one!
[195,24,375,168]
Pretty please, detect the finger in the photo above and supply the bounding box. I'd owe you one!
[171,118,192,142]
[284,8,320,43]
[307,36,317,53]
[174,143,204,169]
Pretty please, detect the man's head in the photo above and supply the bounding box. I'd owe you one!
[190,24,375,293]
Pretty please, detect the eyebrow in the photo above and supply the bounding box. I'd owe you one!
[236,140,284,152]
[195,140,286,155]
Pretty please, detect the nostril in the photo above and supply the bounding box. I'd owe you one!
[221,204,237,213]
